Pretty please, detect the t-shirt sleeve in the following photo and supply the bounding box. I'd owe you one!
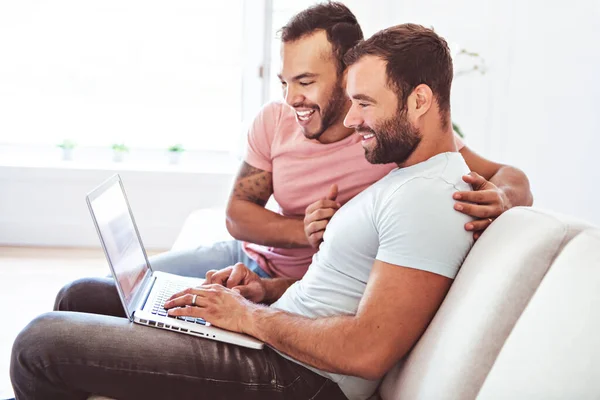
[454,132,466,151]
[244,102,281,172]
[374,178,474,279]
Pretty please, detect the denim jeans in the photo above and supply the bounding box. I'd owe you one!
[10,241,347,399]
[149,240,270,278]
[10,312,347,400]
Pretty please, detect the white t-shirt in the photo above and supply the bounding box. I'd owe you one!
[271,151,475,400]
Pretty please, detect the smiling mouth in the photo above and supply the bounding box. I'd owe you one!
[296,109,316,121]
[361,133,375,140]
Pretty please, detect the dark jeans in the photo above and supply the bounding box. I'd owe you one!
[10,275,347,399]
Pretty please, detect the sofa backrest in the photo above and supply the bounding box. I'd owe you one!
[379,207,591,400]
[476,228,600,399]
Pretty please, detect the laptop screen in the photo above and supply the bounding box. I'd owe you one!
[87,177,150,311]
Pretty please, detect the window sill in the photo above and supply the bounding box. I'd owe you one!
[0,144,240,176]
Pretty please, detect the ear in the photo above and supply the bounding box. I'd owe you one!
[408,84,434,119]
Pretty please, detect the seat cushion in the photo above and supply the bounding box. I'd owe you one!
[380,207,591,400]
[476,228,600,399]
[171,207,232,251]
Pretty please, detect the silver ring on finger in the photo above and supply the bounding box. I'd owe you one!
[192,294,197,306]
[487,217,493,224]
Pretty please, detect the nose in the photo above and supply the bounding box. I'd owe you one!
[284,84,304,108]
[344,102,363,129]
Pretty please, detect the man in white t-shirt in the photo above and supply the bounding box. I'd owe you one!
[11,23,474,400]
[163,23,475,399]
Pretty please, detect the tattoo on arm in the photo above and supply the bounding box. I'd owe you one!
[231,162,273,206]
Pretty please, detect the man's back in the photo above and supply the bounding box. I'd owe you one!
[272,151,475,399]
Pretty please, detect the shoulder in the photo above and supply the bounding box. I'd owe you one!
[376,153,471,217]
[260,101,296,125]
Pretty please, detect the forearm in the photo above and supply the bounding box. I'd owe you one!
[226,200,309,248]
[245,306,375,378]
[262,278,297,304]
[489,166,533,208]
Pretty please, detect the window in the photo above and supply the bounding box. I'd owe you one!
[0,1,244,151]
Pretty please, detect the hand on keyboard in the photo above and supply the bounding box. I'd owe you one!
[163,284,255,334]
[203,263,267,303]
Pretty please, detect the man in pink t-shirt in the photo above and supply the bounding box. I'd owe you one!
[53,2,532,316]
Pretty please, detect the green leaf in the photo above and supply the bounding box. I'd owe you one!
[452,122,465,138]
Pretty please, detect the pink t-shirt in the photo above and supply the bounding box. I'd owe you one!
[243,101,465,279]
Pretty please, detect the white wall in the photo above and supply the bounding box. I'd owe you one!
[350,0,600,225]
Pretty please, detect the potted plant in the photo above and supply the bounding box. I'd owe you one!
[111,143,129,162]
[167,144,185,165]
[57,139,77,161]
[451,46,487,138]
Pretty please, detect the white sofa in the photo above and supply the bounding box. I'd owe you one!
[93,206,598,399]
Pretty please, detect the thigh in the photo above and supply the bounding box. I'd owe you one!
[149,240,245,278]
[11,311,341,400]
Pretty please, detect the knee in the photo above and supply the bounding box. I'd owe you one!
[11,312,58,376]
[54,277,96,311]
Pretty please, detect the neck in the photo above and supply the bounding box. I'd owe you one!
[316,101,354,144]
[398,120,456,168]
[317,123,354,144]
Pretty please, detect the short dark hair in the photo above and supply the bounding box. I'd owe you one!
[280,2,363,73]
[344,23,453,127]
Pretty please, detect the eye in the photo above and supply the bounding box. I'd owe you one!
[358,103,369,108]
[299,81,314,87]
[280,81,287,87]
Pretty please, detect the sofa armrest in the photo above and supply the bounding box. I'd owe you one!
[171,207,233,251]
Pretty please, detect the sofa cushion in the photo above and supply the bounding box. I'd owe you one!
[476,228,600,399]
[171,207,232,251]
[379,207,591,400]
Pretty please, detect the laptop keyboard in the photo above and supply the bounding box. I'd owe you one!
[150,281,206,326]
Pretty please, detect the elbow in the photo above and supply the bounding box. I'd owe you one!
[225,203,243,240]
[525,180,534,206]
[516,167,534,206]
[225,218,239,239]
[353,358,389,381]
[355,366,388,382]
[351,347,399,381]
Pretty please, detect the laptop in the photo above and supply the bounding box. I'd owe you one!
[86,174,264,350]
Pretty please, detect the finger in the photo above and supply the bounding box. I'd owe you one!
[462,172,487,190]
[164,293,195,309]
[454,202,501,219]
[168,305,205,318]
[226,263,248,289]
[207,267,234,287]
[473,232,482,241]
[167,287,194,302]
[306,220,329,236]
[204,269,218,285]
[326,184,338,201]
[307,208,337,223]
[233,284,259,301]
[453,190,498,204]
[305,199,341,215]
[309,230,324,244]
[464,218,493,232]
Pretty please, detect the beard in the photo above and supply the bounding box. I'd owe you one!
[357,106,422,165]
[302,78,348,140]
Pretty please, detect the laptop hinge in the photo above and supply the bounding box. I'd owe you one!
[131,272,156,315]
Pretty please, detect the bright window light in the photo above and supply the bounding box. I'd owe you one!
[0,1,243,151]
